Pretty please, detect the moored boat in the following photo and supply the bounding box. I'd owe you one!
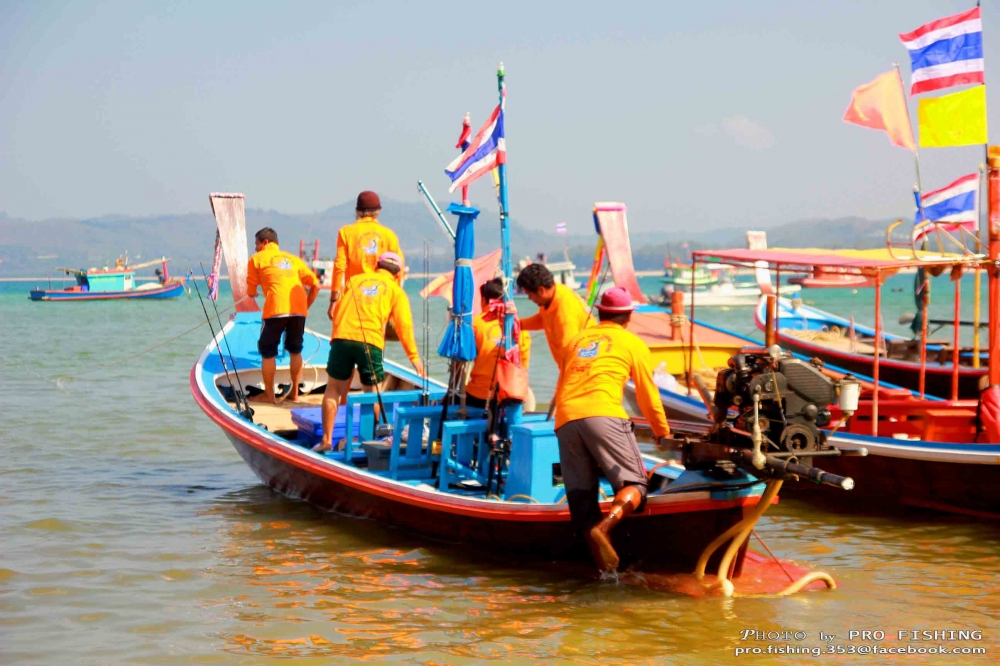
[29,257,188,301]
[193,191,774,577]
[754,295,987,400]
[629,232,1000,518]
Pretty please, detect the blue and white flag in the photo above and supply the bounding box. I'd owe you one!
[555,222,567,234]
[913,173,978,242]
[899,7,984,95]
[445,91,506,193]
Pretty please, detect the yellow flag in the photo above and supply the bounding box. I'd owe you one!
[918,86,988,148]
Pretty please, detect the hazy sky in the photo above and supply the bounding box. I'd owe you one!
[1,1,996,233]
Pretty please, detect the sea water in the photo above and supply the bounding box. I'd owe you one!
[1,274,997,663]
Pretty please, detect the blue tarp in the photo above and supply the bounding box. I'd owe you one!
[437,203,480,362]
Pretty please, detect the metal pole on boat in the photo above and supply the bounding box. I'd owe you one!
[987,146,1000,386]
[974,163,984,368]
[952,269,962,401]
[873,269,882,437]
[495,62,520,427]
[764,295,777,348]
[686,254,697,396]
[417,180,456,241]
[918,264,928,399]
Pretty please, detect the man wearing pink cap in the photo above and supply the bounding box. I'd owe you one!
[314,251,424,453]
[553,286,671,573]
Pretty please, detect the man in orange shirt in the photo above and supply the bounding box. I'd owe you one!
[515,264,593,370]
[246,227,320,404]
[314,251,425,453]
[327,191,403,318]
[553,287,671,573]
[465,278,531,410]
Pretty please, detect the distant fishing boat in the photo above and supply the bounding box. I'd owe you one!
[29,257,188,302]
[513,252,581,291]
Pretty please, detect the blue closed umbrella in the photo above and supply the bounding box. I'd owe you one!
[437,203,480,362]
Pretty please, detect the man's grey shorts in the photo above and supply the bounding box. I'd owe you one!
[555,417,648,496]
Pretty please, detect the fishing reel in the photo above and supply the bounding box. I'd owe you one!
[680,346,862,489]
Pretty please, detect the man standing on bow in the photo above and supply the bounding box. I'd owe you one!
[246,227,320,403]
[515,263,593,371]
[328,191,403,319]
[553,287,671,573]
[314,251,425,453]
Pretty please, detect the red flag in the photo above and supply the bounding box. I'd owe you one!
[455,112,471,149]
[420,250,502,316]
[843,70,916,151]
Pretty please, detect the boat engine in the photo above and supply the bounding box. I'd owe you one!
[679,346,862,489]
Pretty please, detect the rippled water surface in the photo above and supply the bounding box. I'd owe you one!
[2,275,998,664]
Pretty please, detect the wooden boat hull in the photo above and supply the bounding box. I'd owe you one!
[29,281,186,301]
[755,297,987,400]
[224,432,758,569]
[192,313,767,574]
[784,431,1000,518]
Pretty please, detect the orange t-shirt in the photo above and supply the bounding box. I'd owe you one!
[332,269,420,363]
[246,243,318,319]
[331,218,403,292]
[465,314,532,401]
[554,321,670,437]
[519,283,594,367]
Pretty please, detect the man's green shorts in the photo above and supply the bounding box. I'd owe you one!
[327,339,385,386]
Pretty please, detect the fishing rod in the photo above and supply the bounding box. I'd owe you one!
[191,269,252,419]
[200,262,251,403]
[346,276,393,440]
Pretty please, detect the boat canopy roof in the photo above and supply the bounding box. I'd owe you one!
[692,247,984,275]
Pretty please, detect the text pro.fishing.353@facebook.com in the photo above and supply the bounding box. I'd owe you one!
[734,629,986,659]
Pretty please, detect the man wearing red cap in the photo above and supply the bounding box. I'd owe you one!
[328,191,404,320]
[553,286,671,573]
[314,251,425,453]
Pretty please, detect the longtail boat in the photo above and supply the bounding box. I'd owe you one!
[634,223,1000,517]
[192,70,857,596]
[29,257,187,301]
[194,192,773,578]
[731,246,990,399]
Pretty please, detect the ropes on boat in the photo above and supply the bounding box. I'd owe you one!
[693,479,837,598]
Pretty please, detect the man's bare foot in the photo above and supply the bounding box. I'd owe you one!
[586,525,620,572]
[249,394,277,404]
[312,441,332,453]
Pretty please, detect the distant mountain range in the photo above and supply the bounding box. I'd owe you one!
[0,200,898,277]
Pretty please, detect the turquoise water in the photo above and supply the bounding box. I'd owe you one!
[1,274,998,663]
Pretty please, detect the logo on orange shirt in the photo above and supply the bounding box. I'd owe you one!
[361,282,381,297]
[361,233,380,256]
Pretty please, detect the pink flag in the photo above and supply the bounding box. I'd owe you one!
[420,249,502,316]
[843,70,916,151]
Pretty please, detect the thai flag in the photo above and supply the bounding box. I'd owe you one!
[555,222,567,234]
[445,92,505,193]
[913,173,978,242]
[900,7,984,95]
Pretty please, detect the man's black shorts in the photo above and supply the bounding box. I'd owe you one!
[257,316,306,359]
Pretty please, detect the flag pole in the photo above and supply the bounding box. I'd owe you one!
[496,61,520,427]
[894,63,925,205]
[459,112,471,207]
